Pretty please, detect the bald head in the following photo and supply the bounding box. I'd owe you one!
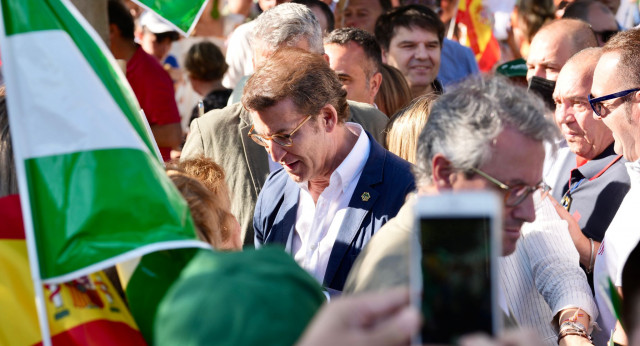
[526,19,598,82]
[565,47,603,75]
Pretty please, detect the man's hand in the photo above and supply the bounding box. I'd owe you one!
[297,287,421,346]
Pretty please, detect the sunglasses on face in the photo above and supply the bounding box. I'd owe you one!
[588,88,640,118]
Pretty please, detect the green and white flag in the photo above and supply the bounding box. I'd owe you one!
[0,0,205,283]
[132,0,210,36]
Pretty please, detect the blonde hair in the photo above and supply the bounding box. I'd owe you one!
[167,157,239,251]
[375,64,413,118]
[385,93,438,164]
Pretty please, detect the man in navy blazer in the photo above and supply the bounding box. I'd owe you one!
[247,48,415,292]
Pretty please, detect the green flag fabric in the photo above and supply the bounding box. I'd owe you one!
[132,0,209,36]
[0,0,205,283]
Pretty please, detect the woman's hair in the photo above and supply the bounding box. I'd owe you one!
[0,93,18,198]
[385,93,438,164]
[375,64,413,118]
[167,157,239,250]
[184,41,228,81]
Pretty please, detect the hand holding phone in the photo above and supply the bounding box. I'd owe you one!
[411,191,503,344]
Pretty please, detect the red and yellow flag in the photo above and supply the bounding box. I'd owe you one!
[456,0,500,72]
[0,195,146,345]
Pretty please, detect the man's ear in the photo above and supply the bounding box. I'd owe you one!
[109,23,119,41]
[381,48,389,64]
[431,154,456,189]
[319,104,339,132]
[322,53,330,64]
[369,71,383,100]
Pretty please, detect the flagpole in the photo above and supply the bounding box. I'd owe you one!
[447,0,460,40]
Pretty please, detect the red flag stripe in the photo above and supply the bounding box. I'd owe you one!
[0,194,25,240]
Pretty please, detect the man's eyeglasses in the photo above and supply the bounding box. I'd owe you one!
[470,167,549,207]
[248,115,312,147]
[588,88,640,118]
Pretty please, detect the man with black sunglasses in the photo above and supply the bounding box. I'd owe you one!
[589,28,640,346]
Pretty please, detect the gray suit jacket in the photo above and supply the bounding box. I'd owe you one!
[181,101,389,245]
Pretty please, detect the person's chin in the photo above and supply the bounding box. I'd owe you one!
[283,162,307,182]
[502,228,521,256]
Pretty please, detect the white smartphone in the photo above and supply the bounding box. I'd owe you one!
[410,191,503,344]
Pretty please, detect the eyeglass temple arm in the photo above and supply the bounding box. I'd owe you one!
[471,168,510,190]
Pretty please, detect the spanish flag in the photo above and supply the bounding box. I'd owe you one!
[0,0,207,343]
[456,0,500,72]
[0,195,147,345]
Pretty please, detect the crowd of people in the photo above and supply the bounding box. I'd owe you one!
[3,0,640,344]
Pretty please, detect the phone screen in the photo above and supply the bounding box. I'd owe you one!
[420,217,493,343]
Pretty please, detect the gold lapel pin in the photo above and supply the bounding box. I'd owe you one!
[361,192,371,202]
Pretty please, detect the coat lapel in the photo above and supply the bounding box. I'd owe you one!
[272,177,300,252]
[238,108,270,195]
[323,133,386,287]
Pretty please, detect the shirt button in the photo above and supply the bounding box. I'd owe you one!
[310,244,318,250]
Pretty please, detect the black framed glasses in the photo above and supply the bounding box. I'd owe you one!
[588,88,640,118]
[470,167,549,207]
[248,115,312,147]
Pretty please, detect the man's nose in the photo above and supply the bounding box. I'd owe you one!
[556,105,575,124]
[531,65,546,80]
[415,44,429,59]
[511,193,536,224]
[268,141,287,163]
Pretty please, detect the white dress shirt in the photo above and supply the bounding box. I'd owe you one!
[292,123,370,283]
[500,192,598,346]
[593,159,640,346]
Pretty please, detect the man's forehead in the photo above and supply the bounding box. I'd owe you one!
[554,65,591,99]
[326,41,363,57]
[391,25,438,41]
[591,52,622,95]
[528,32,572,64]
[346,0,381,10]
[249,99,303,132]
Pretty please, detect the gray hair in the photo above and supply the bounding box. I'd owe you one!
[250,3,324,55]
[414,76,558,186]
[0,92,18,198]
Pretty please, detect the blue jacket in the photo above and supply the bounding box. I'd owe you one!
[254,131,415,291]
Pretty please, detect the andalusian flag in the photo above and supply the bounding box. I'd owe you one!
[456,0,500,72]
[132,0,210,36]
[0,0,204,342]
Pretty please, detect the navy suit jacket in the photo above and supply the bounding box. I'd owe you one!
[254,131,416,291]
